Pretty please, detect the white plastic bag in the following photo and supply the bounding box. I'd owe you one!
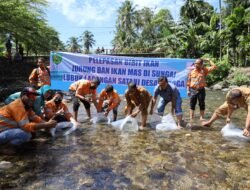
[50,122,76,137]
[111,116,139,131]
[91,112,110,124]
[156,114,179,132]
[221,123,250,140]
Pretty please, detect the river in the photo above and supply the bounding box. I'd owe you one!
[0,90,249,189]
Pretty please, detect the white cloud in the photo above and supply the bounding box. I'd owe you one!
[48,0,119,26]
[48,0,218,26]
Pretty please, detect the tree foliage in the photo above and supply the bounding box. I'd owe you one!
[81,30,96,54]
[0,0,64,55]
[112,0,249,68]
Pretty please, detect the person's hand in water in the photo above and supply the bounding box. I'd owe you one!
[226,117,231,123]
[104,110,109,117]
[243,128,250,137]
[131,111,138,118]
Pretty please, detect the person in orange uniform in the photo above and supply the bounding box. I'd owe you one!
[73,78,101,121]
[29,57,50,88]
[69,79,85,93]
[187,58,217,125]
[125,82,152,130]
[0,87,57,146]
[68,79,85,100]
[202,87,250,137]
[44,91,78,125]
[97,84,121,121]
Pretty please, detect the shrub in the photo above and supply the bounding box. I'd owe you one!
[229,70,249,86]
[206,57,231,86]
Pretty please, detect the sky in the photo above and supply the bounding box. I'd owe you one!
[46,0,221,51]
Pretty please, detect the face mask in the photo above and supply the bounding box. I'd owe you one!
[24,99,34,110]
[90,85,96,89]
[54,97,62,104]
[45,95,53,101]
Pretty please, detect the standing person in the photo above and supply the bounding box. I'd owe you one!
[97,84,121,121]
[187,58,217,125]
[5,37,12,61]
[150,76,183,128]
[202,87,250,137]
[0,87,57,146]
[125,82,152,130]
[18,44,24,61]
[73,78,100,121]
[29,57,50,88]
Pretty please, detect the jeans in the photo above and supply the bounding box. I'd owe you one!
[157,95,183,116]
[0,128,31,146]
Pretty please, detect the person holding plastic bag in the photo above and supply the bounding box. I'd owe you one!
[68,79,85,99]
[97,84,121,121]
[44,91,79,135]
[0,87,57,146]
[202,87,250,137]
[125,82,152,130]
[150,76,183,128]
[73,78,100,121]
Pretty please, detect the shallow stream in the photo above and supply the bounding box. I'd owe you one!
[0,90,249,189]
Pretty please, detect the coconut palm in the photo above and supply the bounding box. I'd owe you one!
[81,30,95,54]
[66,37,81,53]
[180,0,214,25]
[113,0,137,50]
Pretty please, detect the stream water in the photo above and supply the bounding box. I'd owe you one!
[0,90,249,189]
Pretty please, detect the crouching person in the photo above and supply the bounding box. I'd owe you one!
[97,84,121,121]
[150,76,184,128]
[0,87,57,146]
[44,91,79,135]
[125,82,152,130]
[202,87,250,137]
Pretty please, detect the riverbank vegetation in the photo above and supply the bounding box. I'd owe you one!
[112,0,249,85]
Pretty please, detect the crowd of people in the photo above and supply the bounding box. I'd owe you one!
[1,57,250,147]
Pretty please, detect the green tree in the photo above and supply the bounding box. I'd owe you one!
[180,0,214,25]
[81,30,96,54]
[113,0,137,51]
[0,0,63,56]
[66,37,81,53]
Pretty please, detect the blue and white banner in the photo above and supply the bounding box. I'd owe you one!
[50,52,194,98]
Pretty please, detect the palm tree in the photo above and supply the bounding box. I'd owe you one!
[113,0,137,50]
[180,0,214,25]
[66,37,81,52]
[81,30,95,54]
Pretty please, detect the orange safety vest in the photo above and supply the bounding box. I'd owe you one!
[0,99,42,132]
[187,65,216,89]
[29,67,50,87]
[44,100,72,121]
[69,79,86,91]
[75,80,97,101]
[98,89,121,111]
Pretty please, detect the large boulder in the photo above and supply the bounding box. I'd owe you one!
[212,83,223,90]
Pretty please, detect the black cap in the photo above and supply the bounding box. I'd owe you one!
[92,77,101,86]
[21,87,40,96]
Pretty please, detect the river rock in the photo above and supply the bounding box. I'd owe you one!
[0,161,13,170]
[229,85,239,90]
[212,84,222,90]
[222,88,229,92]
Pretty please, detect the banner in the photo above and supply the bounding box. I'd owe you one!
[50,52,194,98]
